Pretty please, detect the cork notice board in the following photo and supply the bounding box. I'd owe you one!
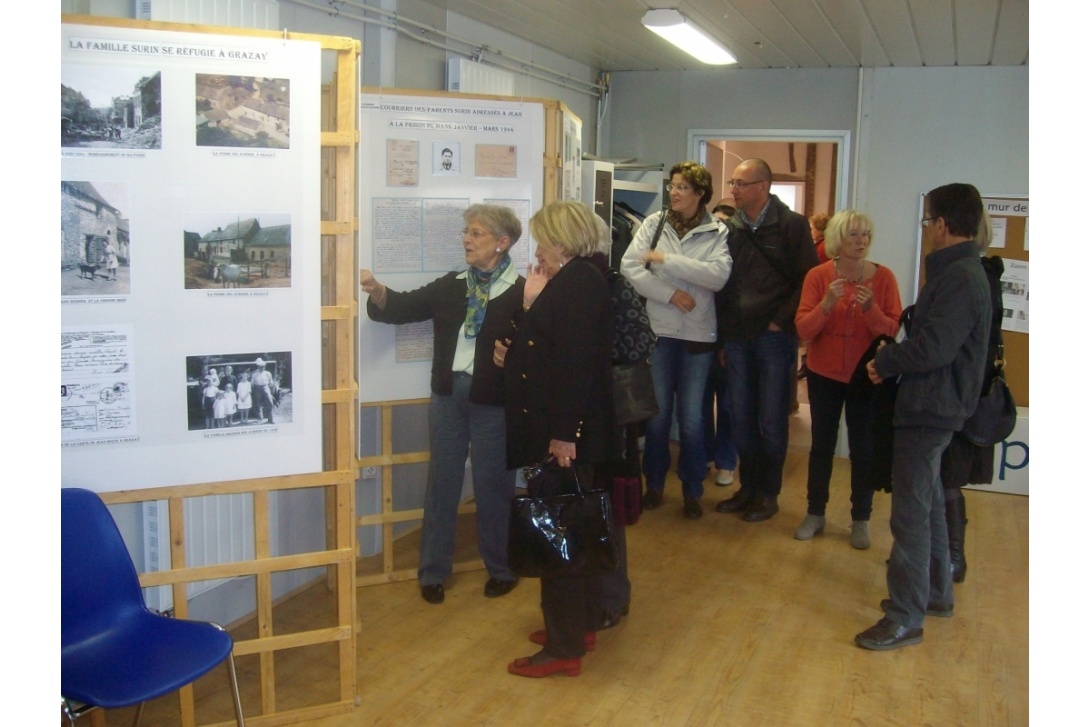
[915,194,1029,406]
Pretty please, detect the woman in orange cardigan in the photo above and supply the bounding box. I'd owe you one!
[794,210,902,549]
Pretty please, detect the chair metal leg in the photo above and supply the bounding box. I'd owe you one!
[62,698,89,727]
[210,623,246,727]
[130,701,146,727]
[226,652,246,726]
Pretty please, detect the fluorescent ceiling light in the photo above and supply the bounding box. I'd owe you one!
[641,8,737,66]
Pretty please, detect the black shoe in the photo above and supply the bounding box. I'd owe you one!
[484,577,519,598]
[742,496,779,522]
[683,497,703,520]
[880,598,953,618]
[642,488,663,510]
[715,491,752,514]
[598,604,630,631]
[855,617,923,651]
[421,584,445,604]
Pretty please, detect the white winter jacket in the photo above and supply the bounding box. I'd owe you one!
[620,210,732,343]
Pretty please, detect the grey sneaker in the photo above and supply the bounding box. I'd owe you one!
[794,514,825,540]
[851,520,871,550]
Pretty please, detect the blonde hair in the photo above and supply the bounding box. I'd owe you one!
[976,209,992,253]
[823,209,874,258]
[529,201,600,259]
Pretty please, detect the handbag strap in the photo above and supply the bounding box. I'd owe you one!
[643,207,670,271]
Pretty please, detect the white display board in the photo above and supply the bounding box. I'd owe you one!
[61,23,323,491]
[358,93,545,402]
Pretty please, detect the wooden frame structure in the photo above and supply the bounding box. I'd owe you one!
[62,15,361,727]
[354,92,572,587]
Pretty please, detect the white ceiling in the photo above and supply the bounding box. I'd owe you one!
[421,0,1029,72]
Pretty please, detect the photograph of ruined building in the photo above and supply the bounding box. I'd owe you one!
[61,66,162,149]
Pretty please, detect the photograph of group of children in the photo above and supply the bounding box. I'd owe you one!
[185,352,293,431]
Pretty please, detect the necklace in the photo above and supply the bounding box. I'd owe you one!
[835,258,864,283]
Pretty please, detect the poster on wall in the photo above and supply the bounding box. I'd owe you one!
[61,23,323,492]
[358,93,545,402]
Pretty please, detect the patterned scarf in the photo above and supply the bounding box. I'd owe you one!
[668,205,708,240]
[464,254,511,338]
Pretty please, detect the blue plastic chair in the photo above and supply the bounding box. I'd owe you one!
[61,488,245,726]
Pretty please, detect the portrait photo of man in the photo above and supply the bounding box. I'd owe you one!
[433,141,460,176]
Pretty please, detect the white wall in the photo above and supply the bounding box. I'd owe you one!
[855,66,1029,303]
[605,65,1029,306]
[604,68,861,171]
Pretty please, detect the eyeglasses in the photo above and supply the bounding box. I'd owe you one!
[462,228,492,239]
[920,217,935,227]
[727,179,765,189]
[666,184,693,192]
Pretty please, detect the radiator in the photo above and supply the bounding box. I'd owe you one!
[447,58,515,96]
[143,493,255,612]
[136,0,280,29]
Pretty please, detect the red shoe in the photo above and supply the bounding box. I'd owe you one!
[507,655,582,677]
[527,629,596,651]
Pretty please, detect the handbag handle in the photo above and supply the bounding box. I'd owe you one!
[521,455,587,496]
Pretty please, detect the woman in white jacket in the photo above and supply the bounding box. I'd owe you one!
[621,161,732,519]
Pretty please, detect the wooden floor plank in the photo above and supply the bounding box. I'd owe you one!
[102,441,1028,727]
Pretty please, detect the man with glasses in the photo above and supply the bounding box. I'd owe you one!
[854,183,990,650]
[714,159,817,523]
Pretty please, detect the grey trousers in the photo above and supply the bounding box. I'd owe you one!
[418,373,516,586]
[885,425,956,629]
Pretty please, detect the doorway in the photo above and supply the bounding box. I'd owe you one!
[690,129,851,217]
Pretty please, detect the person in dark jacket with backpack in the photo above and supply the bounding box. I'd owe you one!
[855,183,991,651]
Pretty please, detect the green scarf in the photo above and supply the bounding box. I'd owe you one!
[464,254,511,338]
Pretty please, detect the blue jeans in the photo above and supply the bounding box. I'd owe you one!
[805,370,876,520]
[723,329,796,499]
[419,373,516,586]
[703,354,738,471]
[885,426,955,629]
[642,337,714,500]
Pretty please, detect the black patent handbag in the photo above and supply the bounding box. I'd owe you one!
[507,456,619,578]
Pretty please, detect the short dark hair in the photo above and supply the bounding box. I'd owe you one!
[669,161,714,207]
[712,203,735,217]
[926,183,983,238]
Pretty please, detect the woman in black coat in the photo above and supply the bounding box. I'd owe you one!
[496,200,613,678]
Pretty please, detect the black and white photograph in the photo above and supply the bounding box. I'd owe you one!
[186,352,293,431]
[61,66,162,149]
[433,141,460,175]
[196,74,290,149]
[61,181,132,296]
[183,213,292,289]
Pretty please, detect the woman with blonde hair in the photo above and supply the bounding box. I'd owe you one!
[499,200,613,678]
[794,210,903,548]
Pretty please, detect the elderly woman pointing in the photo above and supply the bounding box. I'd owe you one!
[360,204,525,605]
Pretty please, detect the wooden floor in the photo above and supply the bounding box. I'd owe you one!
[113,439,1029,727]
